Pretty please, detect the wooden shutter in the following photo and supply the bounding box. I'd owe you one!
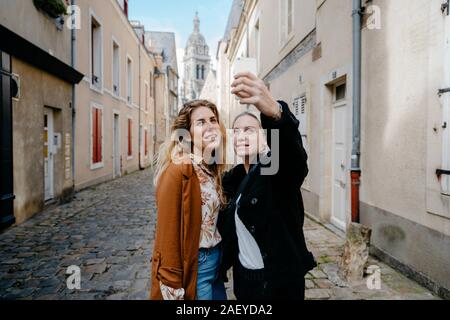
[92,108,97,163]
[97,109,102,163]
[92,108,102,164]
[128,119,132,156]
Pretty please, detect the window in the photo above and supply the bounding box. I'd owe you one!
[196,65,200,80]
[149,72,154,97]
[293,94,308,139]
[90,14,102,89]
[279,0,294,47]
[335,83,347,101]
[201,65,205,80]
[112,40,120,96]
[127,57,132,105]
[91,106,103,165]
[145,82,149,111]
[127,118,133,157]
[287,0,293,36]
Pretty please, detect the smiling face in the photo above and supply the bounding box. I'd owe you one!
[189,106,222,155]
[233,114,266,159]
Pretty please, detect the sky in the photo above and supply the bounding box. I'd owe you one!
[128,0,234,78]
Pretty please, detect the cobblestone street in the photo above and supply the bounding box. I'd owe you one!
[0,169,155,300]
[0,168,439,300]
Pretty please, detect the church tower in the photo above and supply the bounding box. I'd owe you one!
[182,12,211,103]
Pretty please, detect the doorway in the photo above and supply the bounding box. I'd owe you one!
[0,51,15,229]
[331,82,348,231]
[44,108,54,201]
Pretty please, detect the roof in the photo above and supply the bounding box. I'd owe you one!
[223,0,244,42]
[144,31,179,74]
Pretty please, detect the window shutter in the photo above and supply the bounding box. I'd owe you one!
[279,0,287,47]
[128,119,132,156]
[442,17,450,195]
[97,109,102,163]
[443,95,450,195]
[92,108,97,163]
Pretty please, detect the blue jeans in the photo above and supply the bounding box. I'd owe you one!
[197,245,227,300]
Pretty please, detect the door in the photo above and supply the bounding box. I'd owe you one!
[331,82,348,231]
[44,108,54,201]
[113,114,121,178]
[0,51,15,229]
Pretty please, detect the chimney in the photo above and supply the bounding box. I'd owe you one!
[155,54,163,70]
[124,0,129,18]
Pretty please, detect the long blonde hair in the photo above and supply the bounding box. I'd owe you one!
[153,100,228,207]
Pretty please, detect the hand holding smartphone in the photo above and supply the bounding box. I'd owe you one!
[232,57,257,78]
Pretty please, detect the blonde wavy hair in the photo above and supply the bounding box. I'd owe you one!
[153,100,228,207]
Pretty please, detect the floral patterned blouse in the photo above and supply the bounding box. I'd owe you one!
[159,154,222,300]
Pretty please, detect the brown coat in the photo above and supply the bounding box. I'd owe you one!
[150,162,202,300]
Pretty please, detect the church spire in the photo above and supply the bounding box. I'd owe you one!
[194,11,200,33]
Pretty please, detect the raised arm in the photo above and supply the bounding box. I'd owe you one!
[260,100,308,188]
[231,72,308,188]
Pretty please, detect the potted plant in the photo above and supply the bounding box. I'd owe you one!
[33,0,67,19]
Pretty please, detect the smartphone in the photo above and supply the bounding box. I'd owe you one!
[232,57,257,77]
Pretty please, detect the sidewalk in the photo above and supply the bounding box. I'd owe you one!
[301,217,437,300]
[225,216,439,300]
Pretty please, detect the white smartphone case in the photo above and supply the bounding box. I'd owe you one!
[232,57,257,77]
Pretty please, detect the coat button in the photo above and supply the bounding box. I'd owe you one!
[251,198,258,205]
[249,226,256,234]
[262,253,267,260]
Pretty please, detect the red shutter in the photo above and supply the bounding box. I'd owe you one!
[97,109,102,163]
[92,108,97,163]
[92,108,103,164]
[128,119,132,156]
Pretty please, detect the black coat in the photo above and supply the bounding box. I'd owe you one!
[218,100,316,287]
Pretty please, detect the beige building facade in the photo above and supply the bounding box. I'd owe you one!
[218,0,450,298]
[73,0,156,190]
[143,31,179,149]
[0,0,83,226]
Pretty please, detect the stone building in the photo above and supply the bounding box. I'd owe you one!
[218,0,450,298]
[182,12,211,103]
[143,31,179,149]
[73,0,157,190]
[0,0,83,227]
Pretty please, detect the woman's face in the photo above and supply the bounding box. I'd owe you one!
[233,115,266,159]
[190,106,221,154]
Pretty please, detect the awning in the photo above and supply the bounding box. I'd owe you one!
[0,24,84,84]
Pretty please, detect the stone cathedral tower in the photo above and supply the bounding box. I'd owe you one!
[182,12,211,103]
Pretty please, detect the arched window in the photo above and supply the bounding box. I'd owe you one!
[196,65,200,80]
[201,65,205,80]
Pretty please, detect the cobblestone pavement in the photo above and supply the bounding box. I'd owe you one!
[302,218,439,300]
[0,169,155,300]
[0,168,440,300]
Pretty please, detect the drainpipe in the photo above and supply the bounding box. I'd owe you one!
[351,0,362,223]
[70,0,77,193]
[153,67,158,153]
[138,41,143,170]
